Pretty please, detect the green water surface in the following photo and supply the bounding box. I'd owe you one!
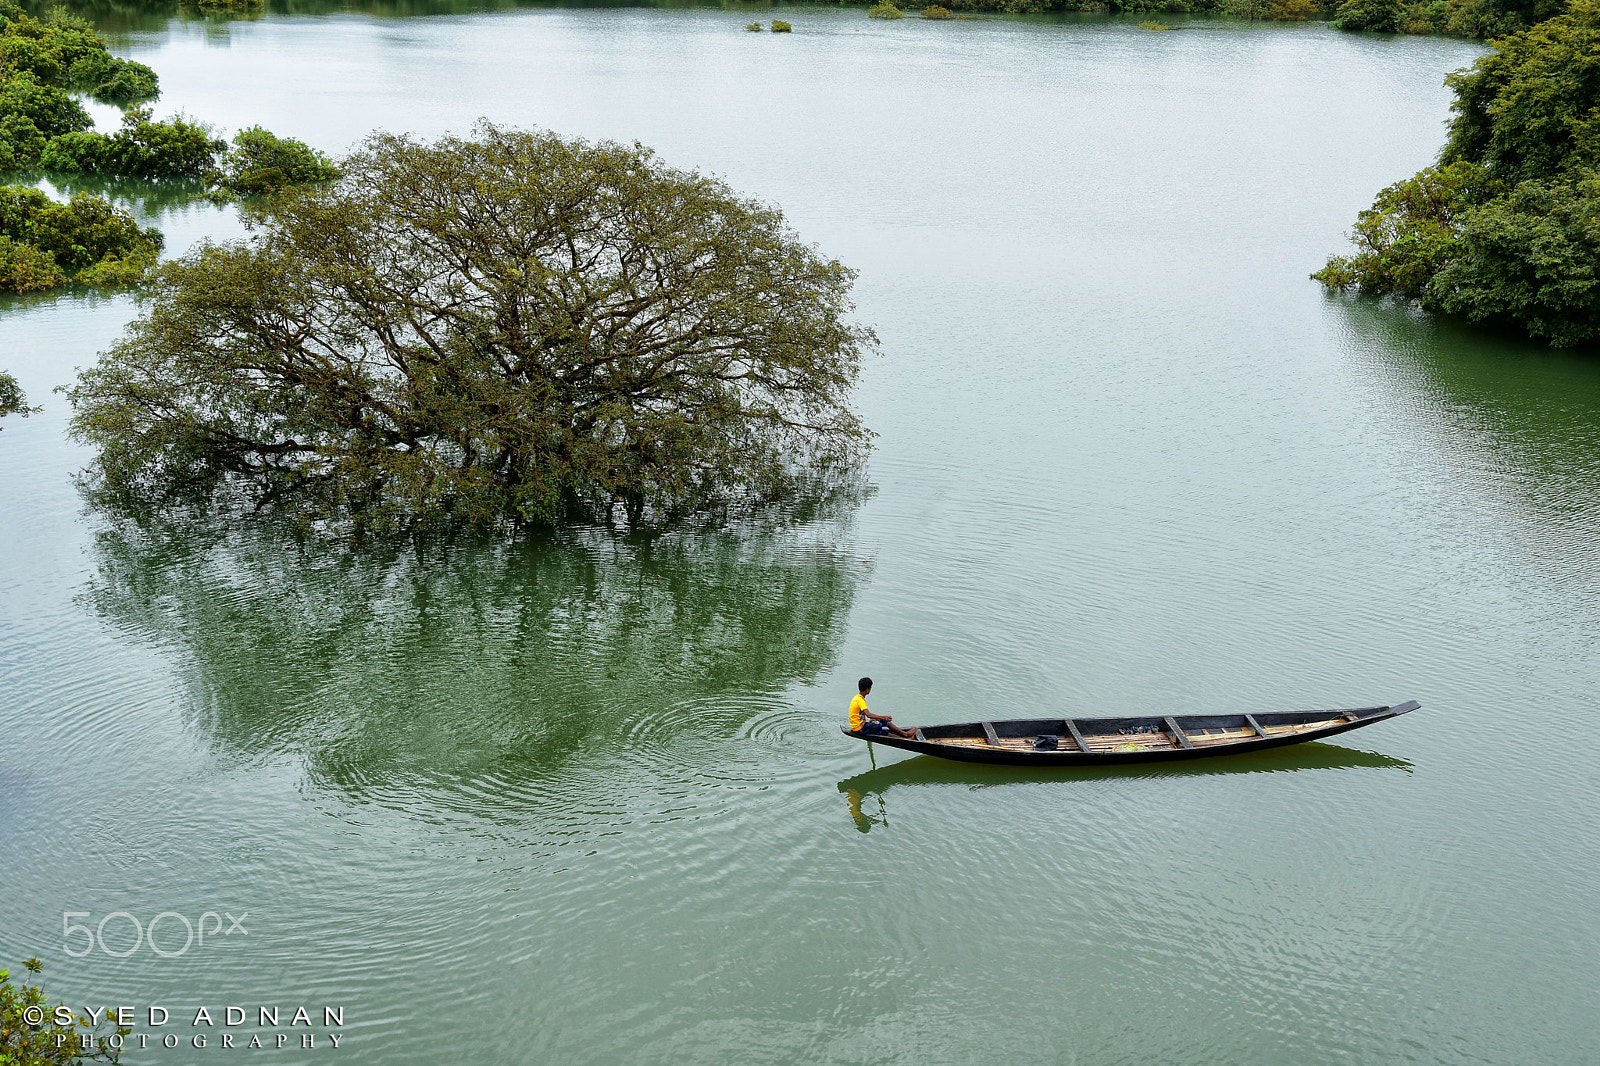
[3,8,1597,1064]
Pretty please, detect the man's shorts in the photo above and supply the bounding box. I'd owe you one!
[860,720,889,735]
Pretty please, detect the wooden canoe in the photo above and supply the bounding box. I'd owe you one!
[842,701,1418,765]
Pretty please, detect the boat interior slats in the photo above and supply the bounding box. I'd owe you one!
[1063,719,1092,753]
[928,716,1345,752]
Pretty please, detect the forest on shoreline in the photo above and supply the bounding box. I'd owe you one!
[12,0,1559,37]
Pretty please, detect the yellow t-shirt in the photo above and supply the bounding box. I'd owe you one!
[849,693,869,731]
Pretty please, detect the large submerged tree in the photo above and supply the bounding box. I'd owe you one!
[68,124,874,533]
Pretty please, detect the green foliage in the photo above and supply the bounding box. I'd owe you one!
[87,58,159,104]
[920,4,953,15]
[868,3,904,16]
[40,105,224,178]
[67,123,876,535]
[0,72,90,140]
[0,183,162,292]
[1331,0,1403,29]
[0,113,46,168]
[0,233,66,289]
[1139,17,1172,24]
[0,958,127,1061]
[1428,173,1600,345]
[1319,2,1600,345]
[0,366,39,421]
[1442,0,1600,186]
[0,2,158,125]
[770,17,792,29]
[745,19,762,28]
[1270,0,1316,19]
[1313,161,1498,296]
[209,125,337,198]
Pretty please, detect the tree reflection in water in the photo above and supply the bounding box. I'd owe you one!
[85,515,870,814]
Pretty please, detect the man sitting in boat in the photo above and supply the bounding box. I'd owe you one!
[849,678,915,738]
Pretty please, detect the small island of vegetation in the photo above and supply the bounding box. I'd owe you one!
[0,0,336,294]
[67,124,875,536]
[1317,0,1600,346]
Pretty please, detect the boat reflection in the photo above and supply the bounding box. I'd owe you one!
[837,742,1411,832]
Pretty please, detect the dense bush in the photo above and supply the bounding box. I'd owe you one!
[0,183,162,291]
[1330,0,1405,28]
[0,2,159,107]
[1317,0,1600,345]
[770,17,793,28]
[1269,0,1317,17]
[0,72,91,140]
[868,3,904,16]
[921,4,953,15]
[40,105,224,178]
[1427,175,1600,346]
[208,125,338,197]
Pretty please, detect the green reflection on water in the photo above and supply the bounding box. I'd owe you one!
[85,518,869,802]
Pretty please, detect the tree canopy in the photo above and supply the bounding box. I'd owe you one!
[67,124,876,534]
[1316,0,1600,346]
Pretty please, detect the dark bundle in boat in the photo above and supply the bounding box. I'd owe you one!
[842,702,1419,765]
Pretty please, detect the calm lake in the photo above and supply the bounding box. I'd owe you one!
[4,6,1598,1063]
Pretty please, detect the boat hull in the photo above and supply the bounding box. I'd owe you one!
[842,702,1418,766]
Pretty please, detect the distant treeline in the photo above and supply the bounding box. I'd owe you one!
[16,0,1568,37]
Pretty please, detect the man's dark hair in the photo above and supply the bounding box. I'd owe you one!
[858,677,872,693]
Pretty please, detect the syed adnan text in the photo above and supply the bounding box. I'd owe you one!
[39,1005,347,1051]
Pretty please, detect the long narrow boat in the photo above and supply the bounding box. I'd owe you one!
[842,701,1419,765]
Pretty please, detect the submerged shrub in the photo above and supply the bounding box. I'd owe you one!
[921,5,953,15]
[868,3,905,17]
[91,58,160,104]
[210,126,338,198]
[41,105,224,179]
[1139,18,1172,26]
[0,183,162,291]
[746,20,762,29]
[770,18,792,29]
